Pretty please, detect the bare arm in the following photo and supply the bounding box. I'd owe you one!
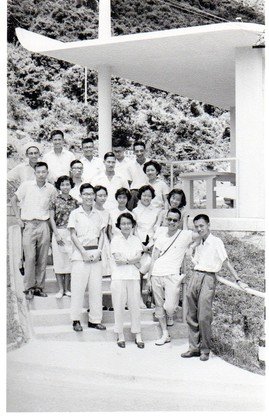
[10,194,24,228]
[49,209,65,246]
[222,258,249,289]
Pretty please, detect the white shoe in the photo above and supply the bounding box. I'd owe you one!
[55,291,64,299]
[167,316,174,326]
[155,334,171,346]
[65,291,71,297]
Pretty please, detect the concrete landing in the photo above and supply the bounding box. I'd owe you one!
[7,338,265,412]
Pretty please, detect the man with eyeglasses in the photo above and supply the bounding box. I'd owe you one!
[147,208,199,346]
[69,159,84,203]
[8,142,42,186]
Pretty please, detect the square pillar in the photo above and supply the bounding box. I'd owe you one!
[98,65,112,157]
[235,47,264,219]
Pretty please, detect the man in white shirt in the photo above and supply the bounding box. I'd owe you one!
[181,214,248,361]
[147,208,198,346]
[10,162,58,300]
[112,142,131,183]
[68,183,106,332]
[69,159,84,203]
[127,141,149,210]
[43,130,75,182]
[7,142,42,185]
[80,138,104,182]
[91,152,129,211]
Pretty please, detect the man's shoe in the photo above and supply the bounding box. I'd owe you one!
[25,289,34,301]
[64,291,71,297]
[167,316,174,326]
[34,288,48,297]
[155,334,171,346]
[117,339,126,348]
[181,350,200,358]
[135,339,145,349]
[200,353,210,361]
[73,320,83,332]
[88,322,106,330]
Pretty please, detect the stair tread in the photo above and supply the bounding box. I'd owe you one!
[30,307,156,316]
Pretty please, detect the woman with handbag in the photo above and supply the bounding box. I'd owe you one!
[110,212,144,349]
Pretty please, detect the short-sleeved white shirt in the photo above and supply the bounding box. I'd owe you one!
[152,229,193,276]
[110,233,142,280]
[15,180,57,220]
[43,148,75,181]
[149,178,170,209]
[80,156,104,183]
[132,202,160,242]
[67,206,104,261]
[109,207,131,235]
[115,158,132,182]
[128,159,149,189]
[193,233,228,273]
[7,161,36,184]
[91,173,129,211]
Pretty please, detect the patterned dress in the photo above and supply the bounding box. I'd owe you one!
[49,194,78,274]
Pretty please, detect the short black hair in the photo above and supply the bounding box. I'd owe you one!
[94,185,108,195]
[193,214,210,224]
[104,152,116,160]
[167,188,186,208]
[167,208,181,221]
[137,184,155,200]
[143,160,162,175]
[115,187,131,201]
[82,138,94,146]
[70,159,83,168]
[50,130,64,140]
[133,141,146,150]
[116,212,137,229]
[80,183,95,194]
[55,175,74,190]
[34,161,48,170]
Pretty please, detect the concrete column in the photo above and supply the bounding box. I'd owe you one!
[98,65,112,157]
[97,0,112,157]
[98,0,111,40]
[230,106,236,173]
[235,47,264,219]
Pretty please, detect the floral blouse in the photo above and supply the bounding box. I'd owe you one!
[49,194,78,228]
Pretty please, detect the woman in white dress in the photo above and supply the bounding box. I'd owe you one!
[110,212,144,348]
[155,188,189,231]
[109,187,131,237]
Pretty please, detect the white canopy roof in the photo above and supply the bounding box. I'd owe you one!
[16,22,264,109]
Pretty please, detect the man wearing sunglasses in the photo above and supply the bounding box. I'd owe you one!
[147,208,199,346]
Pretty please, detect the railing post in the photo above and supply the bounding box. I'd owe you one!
[181,257,187,323]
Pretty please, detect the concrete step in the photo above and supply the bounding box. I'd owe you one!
[28,291,153,311]
[44,272,112,294]
[33,321,188,342]
[29,307,162,326]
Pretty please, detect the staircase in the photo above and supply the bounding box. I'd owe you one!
[28,265,188,342]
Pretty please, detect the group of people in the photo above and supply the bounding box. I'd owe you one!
[9,129,247,360]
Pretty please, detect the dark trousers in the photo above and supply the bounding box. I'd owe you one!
[127,189,139,211]
[186,271,216,354]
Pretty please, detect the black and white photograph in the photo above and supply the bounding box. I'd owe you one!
[5,0,266,412]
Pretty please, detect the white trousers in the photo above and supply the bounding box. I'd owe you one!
[152,274,181,319]
[111,279,141,334]
[71,260,103,323]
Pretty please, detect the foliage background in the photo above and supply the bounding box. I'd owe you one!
[7,0,265,373]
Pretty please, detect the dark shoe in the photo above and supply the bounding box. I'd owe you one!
[145,300,151,309]
[109,307,114,311]
[19,265,25,276]
[200,353,210,361]
[117,339,126,348]
[181,350,200,358]
[103,305,108,310]
[135,339,145,349]
[24,289,34,301]
[73,320,83,332]
[34,288,48,297]
[88,322,106,330]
